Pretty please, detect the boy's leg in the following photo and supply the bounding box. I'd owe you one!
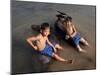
[52,53,72,63]
[76,44,86,53]
[52,53,66,62]
[80,38,89,46]
[55,44,63,50]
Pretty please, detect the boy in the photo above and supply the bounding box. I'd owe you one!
[27,23,72,63]
[62,16,89,52]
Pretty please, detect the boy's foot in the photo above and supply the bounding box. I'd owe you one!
[79,50,87,53]
[55,44,63,51]
[65,60,72,64]
[78,48,87,53]
[84,41,89,46]
[79,49,87,53]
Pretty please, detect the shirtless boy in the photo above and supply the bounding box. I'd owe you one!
[27,23,72,63]
[62,16,89,52]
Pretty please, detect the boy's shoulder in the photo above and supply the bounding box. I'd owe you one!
[31,33,42,39]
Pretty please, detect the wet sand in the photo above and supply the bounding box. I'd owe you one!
[11,1,96,74]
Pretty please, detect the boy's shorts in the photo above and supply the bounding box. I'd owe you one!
[40,43,56,57]
[71,33,81,47]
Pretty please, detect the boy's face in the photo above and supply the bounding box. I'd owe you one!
[66,21,72,25]
[41,28,50,36]
[63,21,72,26]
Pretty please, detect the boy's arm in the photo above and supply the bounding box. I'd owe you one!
[46,38,57,53]
[26,35,40,50]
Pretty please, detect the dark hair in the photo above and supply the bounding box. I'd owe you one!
[40,23,50,30]
[56,14,65,18]
[66,16,72,22]
[56,14,66,21]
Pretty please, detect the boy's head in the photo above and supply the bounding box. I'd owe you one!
[63,16,72,26]
[40,23,50,36]
[56,14,66,22]
[66,16,72,22]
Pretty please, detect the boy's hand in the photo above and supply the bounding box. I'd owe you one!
[34,46,38,50]
[65,35,70,40]
[71,32,77,38]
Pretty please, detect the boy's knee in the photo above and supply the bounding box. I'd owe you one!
[55,44,59,47]
[52,53,57,57]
